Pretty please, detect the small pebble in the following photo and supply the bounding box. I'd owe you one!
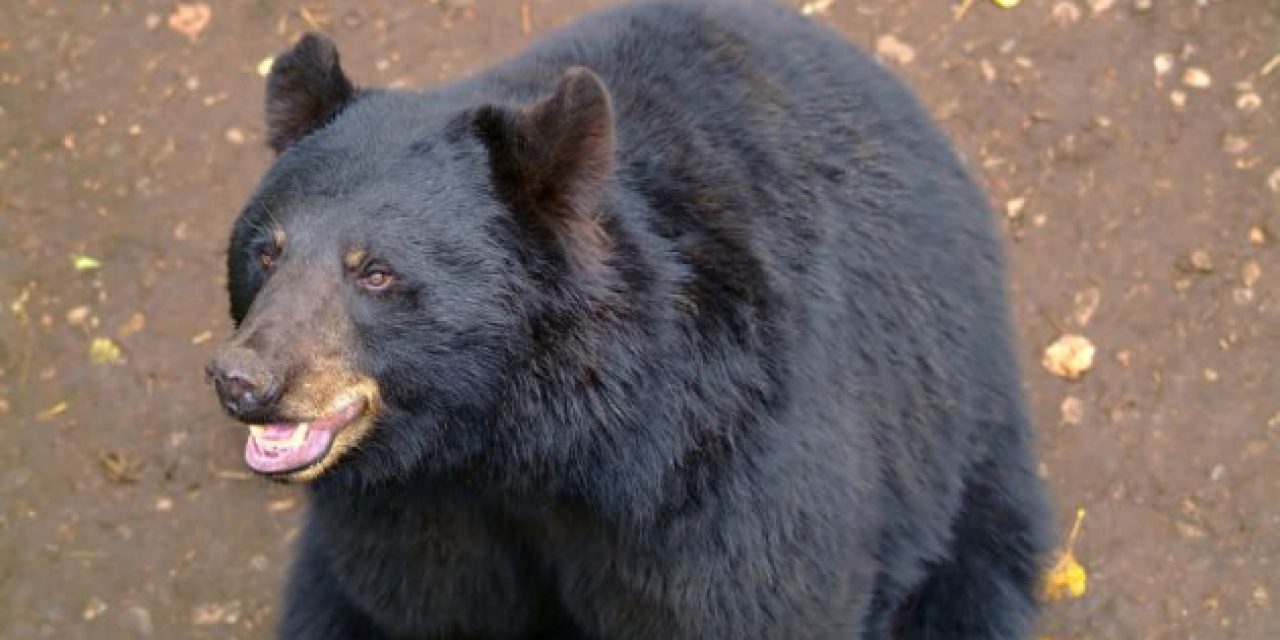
[1153,53,1174,77]
[1005,197,1026,219]
[875,34,915,66]
[1209,463,1225,482]
[66,305,91,325]
[1176,520,1208,539]
[1241,260,1261,288]
[225,128,245,145]
[1236,92,1261,112]
[1060,396,1085,425]
[1182,67,1212,89]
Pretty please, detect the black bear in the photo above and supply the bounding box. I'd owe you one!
[207,1,1051,638]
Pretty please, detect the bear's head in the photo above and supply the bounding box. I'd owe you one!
[207,33,630,486]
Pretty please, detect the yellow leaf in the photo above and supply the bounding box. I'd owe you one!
[1043,508,1089,601]
[72,254,102,271]
[1043,552,1087,600]
[37,401,69,420]
[800,0,836,16]
[90,337,122,364]
[257,56,275,77]
[992,0,1022,7]
[9,287,31,319]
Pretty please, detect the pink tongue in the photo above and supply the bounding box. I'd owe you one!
[244,424,335,474]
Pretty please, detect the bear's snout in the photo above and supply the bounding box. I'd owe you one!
[207,346,282,421]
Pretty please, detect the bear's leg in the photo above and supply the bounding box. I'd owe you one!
[892,445,1052,640]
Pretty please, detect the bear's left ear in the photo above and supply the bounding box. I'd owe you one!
[265,33,356,154]
[472,67,616,227]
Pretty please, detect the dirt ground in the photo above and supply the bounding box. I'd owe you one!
[0,0,1276,638]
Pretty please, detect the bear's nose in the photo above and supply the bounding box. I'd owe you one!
[206,348,281,420]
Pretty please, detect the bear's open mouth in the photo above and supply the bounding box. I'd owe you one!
[244,397,367,475]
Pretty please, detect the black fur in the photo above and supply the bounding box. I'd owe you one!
[223,1,1051,638]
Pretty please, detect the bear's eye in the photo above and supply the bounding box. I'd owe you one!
[258,246,279,270]
[358,267,394,292]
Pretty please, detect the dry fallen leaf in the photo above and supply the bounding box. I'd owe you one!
[1043,507,1088,601]
[99,450,140,483]
[268,497,298,512]
[168,3,212,42]
[1072,287,1101,326]
[82,596,109,621]
[1188,248,1214,273]
[37,401,69,421]
[118,312,146,338]
[1042,334,1096,380]
[90,337,123,364]
[192,601,242,626]
[800,0,835,16]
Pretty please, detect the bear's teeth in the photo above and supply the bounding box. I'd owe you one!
[287,423,310,447]
[248,424,309,448]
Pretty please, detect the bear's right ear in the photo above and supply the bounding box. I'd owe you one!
[469,68,616,273]
[265,33,355,154]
